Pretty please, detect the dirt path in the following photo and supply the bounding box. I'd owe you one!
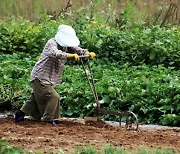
[0,117,180,153]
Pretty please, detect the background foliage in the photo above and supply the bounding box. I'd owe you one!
[0,19,179,68]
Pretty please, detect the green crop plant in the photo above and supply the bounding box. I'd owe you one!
[0,52,179,126]
[58,62,180,126]
[0,139,22,154]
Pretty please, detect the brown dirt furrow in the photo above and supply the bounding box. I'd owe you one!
[0,117,179,153]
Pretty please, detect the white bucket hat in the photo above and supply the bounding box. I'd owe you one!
[55,24,80,47]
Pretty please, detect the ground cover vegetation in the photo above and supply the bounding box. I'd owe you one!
[0,0,180,127]
[0,139,176,154]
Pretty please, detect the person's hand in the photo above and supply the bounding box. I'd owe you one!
[67,53,80,61]
[85,51,96,59]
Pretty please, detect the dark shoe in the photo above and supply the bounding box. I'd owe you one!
[50,120,56,125]
[15,110,25,123]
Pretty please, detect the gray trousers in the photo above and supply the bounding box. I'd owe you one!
[21,79,60,121]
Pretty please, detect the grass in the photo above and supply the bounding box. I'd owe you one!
[0,0,179,26]
[0,0,91,21]
[74,145,177,154]
[1,139,178,154]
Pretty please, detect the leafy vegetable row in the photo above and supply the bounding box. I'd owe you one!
[0,54,179,126]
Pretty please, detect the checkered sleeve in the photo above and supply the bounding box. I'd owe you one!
[68,46,88,55]
[44,39,68,59]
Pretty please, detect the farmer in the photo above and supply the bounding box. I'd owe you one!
[15,24,96,125]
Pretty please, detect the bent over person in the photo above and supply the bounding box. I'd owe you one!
[15,25,96,125]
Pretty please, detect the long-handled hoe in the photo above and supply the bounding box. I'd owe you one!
[79,55,139,131]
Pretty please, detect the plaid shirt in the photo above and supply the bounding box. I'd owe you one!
[30,38,87,86]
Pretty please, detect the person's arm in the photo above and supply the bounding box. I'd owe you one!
[44,39,67,59]
[68,46,88,55]
[44,39,80,61]
[69,46,96,59]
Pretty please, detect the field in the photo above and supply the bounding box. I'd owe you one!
[0,0,179,25]
[0,0,180,153]
[0,117,180,153]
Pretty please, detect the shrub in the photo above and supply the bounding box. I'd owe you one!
[0,18,180,68]
[76,22,180,69]
[0,18,58,55]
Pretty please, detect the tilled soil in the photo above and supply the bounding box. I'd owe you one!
[0,117,180,153]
